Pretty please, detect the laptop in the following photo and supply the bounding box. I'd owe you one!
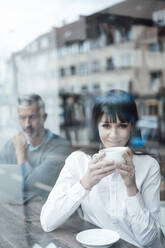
[0,164,24,204]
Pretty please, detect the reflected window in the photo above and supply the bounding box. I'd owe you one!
[114,26,132,44]
[150,71,162,91]
[70,66,76,75]
[153,9,165,26]
[148,41,163,52]
[120,54,132,68]
[91,61,100,73]
[64,30,72,38]
[71,43,79,54]
[148,104,158,115]
[146,99,158,115]
[81,85,88,94]
[102,23,114,45]
[59,67,65,77]
[106,57,115,70]
[114,28,122,43]
[92,83,100,94]
[80,41,90,53]
[79,64,88,75]
[59,47,67,56]
[90,39,101,49]
[125,27,132,41]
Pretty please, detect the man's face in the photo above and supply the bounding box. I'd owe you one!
[18,102,47,139]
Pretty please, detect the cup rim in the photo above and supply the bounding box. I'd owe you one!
[100,147,127,153]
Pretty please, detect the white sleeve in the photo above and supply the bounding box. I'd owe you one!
[40,152,89,232]
[126,158,160,247]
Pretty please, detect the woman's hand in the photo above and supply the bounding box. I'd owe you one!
[116,148,138,196]
[80,152,116,190]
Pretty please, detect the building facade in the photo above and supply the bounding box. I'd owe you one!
[4,0,165,145]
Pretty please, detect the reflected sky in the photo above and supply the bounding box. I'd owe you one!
[0,0,123,53]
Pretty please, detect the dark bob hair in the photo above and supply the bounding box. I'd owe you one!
[92,89,140,147]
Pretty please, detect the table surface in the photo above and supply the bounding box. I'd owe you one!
[0,196,142,248]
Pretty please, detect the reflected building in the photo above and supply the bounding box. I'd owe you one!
[54,0,165,145]
[0,56,18,147]
[7,32,60,134]
[5,0,165,146]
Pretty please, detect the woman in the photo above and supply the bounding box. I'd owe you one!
[40,89,160,248]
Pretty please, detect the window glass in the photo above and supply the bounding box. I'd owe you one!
[1,2,165,241]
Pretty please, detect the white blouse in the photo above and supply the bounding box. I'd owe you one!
[40,151,160,248]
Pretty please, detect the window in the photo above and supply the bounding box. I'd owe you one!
[92,83,100,94]
[114,26,132,43]
[120,54,132,68]
[91,61,100,73]
[121,27,132,41]
[101,23,114,45]
[114,28,122,44]
[148,41,163,52]
[148,104,158,115]
[70,66,76,75]
[153,9,165,26]
[79,64,88,75]
[79,41,90,53]
[125,27,132,41]
[150,71,162,91]
[106,57,115,70]
[71,44,79,54]
[106,29,114,45]
[81,85,88,94]
[59,47,67,56]
[59,68,65,77]
[90,39,101,50]
[64,30,72,38]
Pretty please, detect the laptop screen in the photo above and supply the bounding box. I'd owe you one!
[0,164,23,204]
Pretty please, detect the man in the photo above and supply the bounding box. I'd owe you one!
[0,94,72,201]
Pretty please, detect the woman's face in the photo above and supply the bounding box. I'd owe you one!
[98,114,132,148]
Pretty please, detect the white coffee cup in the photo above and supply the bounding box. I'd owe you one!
[100,147,128,164]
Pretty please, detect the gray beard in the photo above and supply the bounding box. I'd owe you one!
[23,127,44,140]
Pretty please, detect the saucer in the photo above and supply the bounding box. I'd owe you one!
[76,228,120,248]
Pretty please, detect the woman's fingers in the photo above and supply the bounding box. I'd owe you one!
[96,164,116,174]
[82,153,116,190]
[90,153,116,178]
[97,170,115,180]
[91,152,105,163]
[118,169,134,177]
[123,153,131,164]
[116,163,135,176]
[122,149,133,164]
[91,152,114,168]
[91,159,115,171]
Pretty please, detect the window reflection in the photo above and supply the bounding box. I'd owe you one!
[0,0,165,227]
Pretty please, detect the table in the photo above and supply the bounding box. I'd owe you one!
[0,196,138,248]
[0,197,164,248]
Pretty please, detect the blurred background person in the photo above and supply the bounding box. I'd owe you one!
[0,94,72,202]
